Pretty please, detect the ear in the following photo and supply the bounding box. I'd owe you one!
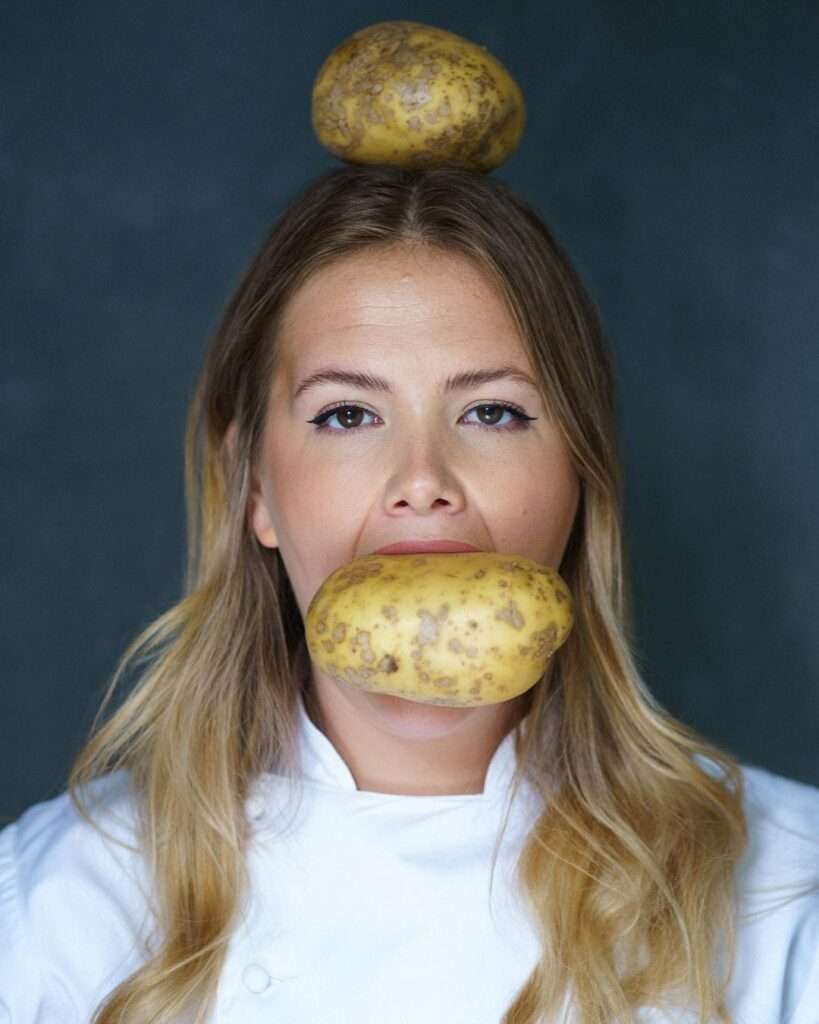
[249,482,279,549]
[247,456,280,552]
[225,418,279,549]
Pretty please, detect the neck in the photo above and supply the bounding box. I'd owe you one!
[305,670,531,796]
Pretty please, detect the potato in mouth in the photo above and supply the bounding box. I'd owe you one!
[305,551,572,707]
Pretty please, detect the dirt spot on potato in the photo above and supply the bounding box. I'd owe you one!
[447,637,464,654]
[352,628,376,665]
[494,601,525,629]
[332,559,384,593]
[378,654,399,673]
[531,622,559,657]
[332,623,347,642]
[414,604,450,645]
[342,666,375,686]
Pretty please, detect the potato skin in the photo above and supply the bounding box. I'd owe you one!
[311,20,526,172]
[304,552,572,707]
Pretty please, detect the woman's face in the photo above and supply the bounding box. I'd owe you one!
[249,243,580,714]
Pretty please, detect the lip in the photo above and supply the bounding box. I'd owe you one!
[372,540,482,555]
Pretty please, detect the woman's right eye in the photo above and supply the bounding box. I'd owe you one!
[307,404,377,432]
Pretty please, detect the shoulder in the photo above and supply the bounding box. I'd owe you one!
[0,772,152,1021]
[739,763,819,877]
[5,770,144,906]
[728,763,819,1024]
[742,761,819,822]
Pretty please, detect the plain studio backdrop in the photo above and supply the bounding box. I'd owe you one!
[2,1,817,822]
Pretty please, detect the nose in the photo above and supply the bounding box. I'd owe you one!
[384,432,465,514]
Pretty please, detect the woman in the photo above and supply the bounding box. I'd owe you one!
[1,164,817,1023]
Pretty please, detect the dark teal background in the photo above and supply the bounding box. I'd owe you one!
[3,1,817,821]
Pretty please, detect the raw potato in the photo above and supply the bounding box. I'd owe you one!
[311,20,526,172]
[305,552,572,707]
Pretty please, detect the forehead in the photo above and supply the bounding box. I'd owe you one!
[277,245,527,366]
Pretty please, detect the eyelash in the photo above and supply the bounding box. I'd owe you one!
[307,402,536,434]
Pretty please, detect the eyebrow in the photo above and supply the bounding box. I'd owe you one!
[293,365,539,400]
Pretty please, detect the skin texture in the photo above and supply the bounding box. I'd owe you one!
[247,244,580,795]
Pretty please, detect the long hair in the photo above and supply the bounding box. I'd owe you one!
[70,164,748,1023]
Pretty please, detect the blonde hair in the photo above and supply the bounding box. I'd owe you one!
[70,164,748,1023]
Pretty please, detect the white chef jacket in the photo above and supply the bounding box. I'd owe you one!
[1,696,818,1024]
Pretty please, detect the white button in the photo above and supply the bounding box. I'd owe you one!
[242,962,271,993]
[246,793,266,821]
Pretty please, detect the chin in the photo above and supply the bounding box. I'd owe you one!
[367,691,485,741]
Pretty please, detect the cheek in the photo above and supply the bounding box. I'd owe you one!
[496,459,580,559]
[266,438,362,557]
[274,448,358,518]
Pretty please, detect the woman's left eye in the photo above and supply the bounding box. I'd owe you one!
[307,402,536,433]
